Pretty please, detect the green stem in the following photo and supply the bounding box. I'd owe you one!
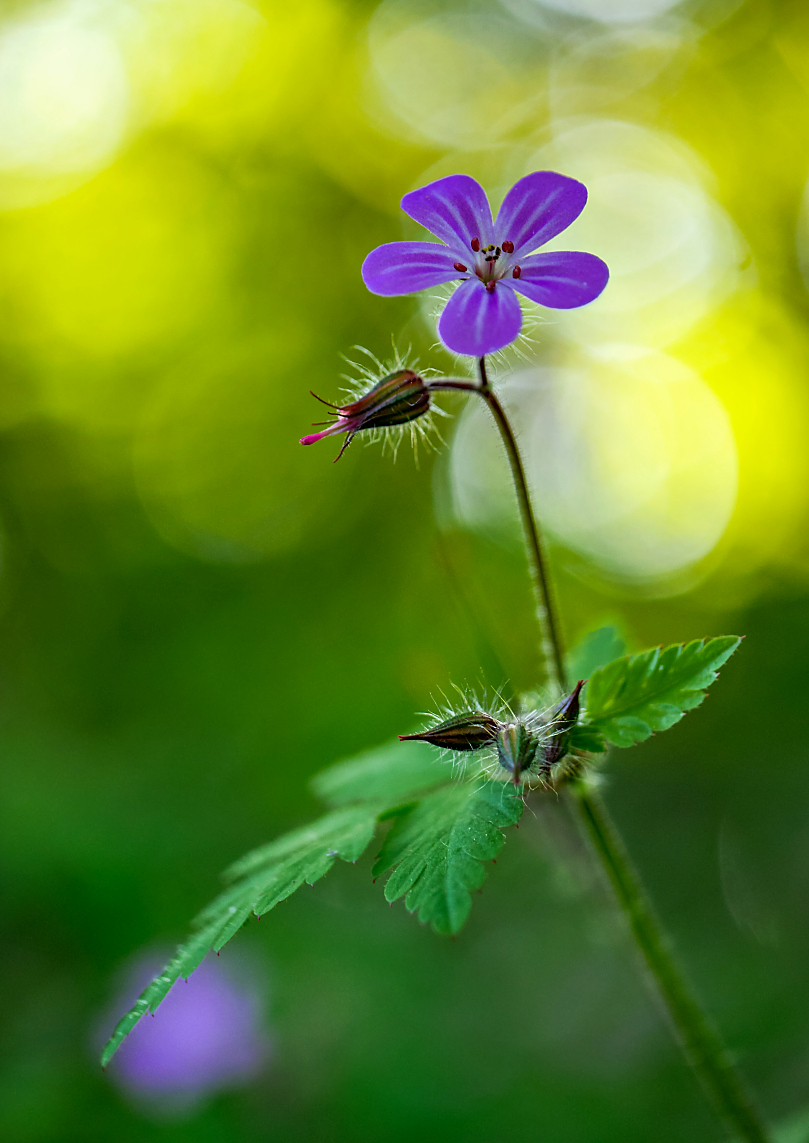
[474,357,566,691]
[575,786,770,1143]
[454,357,770,1143]
[428,362,565,690]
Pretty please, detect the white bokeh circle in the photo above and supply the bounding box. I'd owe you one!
[447,352,737,582]
[0,0,128,177]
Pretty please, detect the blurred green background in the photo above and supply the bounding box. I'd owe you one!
[3,0,809,1139]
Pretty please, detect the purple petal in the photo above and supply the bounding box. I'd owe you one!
[401,175,494,257]
[361,241,464,296]
[494,172,587,257]
[438,279,522,357]
[508,251,609,309]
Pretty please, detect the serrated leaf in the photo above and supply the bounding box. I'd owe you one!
[310,739,455,808]
[101,804,380,1068]
[373,780,524,935]
[568,625,627,682]
[584,636,741,748]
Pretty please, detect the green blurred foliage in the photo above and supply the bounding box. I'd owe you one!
[3,0,809,1140]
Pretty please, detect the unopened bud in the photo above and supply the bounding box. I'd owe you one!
[543,680,585,765]
[400,711,501,752]
[300,370,430,459]
[497,721,541,784]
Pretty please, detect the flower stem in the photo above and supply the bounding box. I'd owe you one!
[474,356,566,691]
[427,360,565,690]
[449,359,771,1142]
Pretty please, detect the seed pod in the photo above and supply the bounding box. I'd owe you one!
[344,370,430,430]
[400,711,502,752]
[300,370,431,458]
[543,680,585,765]
[497,720,542,784]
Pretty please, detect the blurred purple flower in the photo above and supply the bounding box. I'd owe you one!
[103,952,270,1114]
[361,172,609,357]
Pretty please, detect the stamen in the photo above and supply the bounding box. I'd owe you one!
[512,266,521,279]
[485,281,496,293]
[453,262,467,272]
[502,240,514,253]
[471,237,480,252]
[309,389,340,409]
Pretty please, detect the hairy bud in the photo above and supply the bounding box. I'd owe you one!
[496,721,542,784]
[543,680,585,765]
[300,370,431,459]
[400,711,501,752]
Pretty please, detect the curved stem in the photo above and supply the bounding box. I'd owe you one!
[440,358,770,1142]
[575,786,771,1143]
[428,365,566,690]
[475,359,566,691]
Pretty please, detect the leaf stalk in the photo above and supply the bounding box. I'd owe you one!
[435,356,771,1143]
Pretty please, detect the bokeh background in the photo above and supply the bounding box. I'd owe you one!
[3,0,809,1139]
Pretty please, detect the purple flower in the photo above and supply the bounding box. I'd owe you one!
[102,952,270,1114]
[361,172,609,358]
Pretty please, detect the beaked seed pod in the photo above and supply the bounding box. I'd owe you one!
[346,370,430,430]
[400,711,502,752]
[497,721,542,784]
[300,370,431,458]
[543,680,585,765]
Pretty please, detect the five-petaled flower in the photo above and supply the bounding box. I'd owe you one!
[361,172,609,358]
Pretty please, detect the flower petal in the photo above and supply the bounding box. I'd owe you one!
[401,175,494,256]
[494,172,588,257]
[509,251,609,309]
[361,241,464,296]
[438,279,522,357]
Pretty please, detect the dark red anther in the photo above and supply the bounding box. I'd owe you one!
[502,239,514,253]
[471,236,480,251]
[485,280,496,292]
[453,262,467,272]
[512,265,521,279]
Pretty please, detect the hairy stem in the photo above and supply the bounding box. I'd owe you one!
[438,359,770,1142]
[474,357,566,691]
[428,361,565,690]
[575,786,770,1143]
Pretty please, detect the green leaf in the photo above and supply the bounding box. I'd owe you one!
[568,723,607,753]
[310,738,455,808]
[101,804,380,1068]
[373,780,524,935]
[568,624,627,682]
[583,636,741,748]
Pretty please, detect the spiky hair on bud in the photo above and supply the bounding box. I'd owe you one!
[402,681,597,789]
[301,344,447,463]
[400,684,513,778]
[514,681,597,789]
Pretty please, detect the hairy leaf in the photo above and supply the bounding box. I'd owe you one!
[584,636,741,748]
[310,738,456,808]
[568,624,626,682]
[101,804,380,1068]
[373,780,524,935]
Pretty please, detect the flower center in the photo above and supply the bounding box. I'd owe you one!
[469,236,520,290]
